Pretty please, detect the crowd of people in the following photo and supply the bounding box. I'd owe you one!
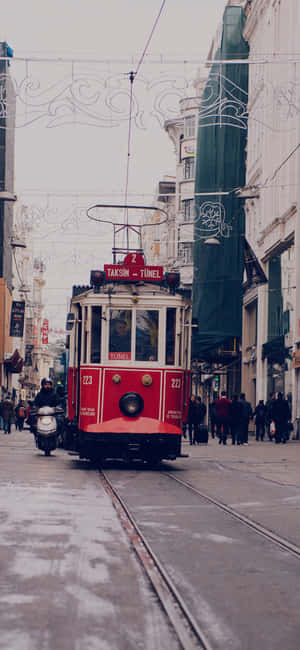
[187,391,292,446]
[0,392,27,434]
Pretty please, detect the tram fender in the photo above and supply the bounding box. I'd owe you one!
[85,416,182,435]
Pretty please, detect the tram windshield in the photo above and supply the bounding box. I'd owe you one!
[136,310,158,361]
[109,310,132,360]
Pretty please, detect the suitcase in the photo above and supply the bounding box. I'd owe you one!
[194,424,208,444]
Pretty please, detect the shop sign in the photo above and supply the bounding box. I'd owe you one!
[292,350,300,369]
[9,301,25,337]
[24,344,34,367]
[181,142,195,158]
[41,319,49,344]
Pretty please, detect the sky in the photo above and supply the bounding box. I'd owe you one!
[2,0,228,332]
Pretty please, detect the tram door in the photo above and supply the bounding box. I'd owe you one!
[69,304,82,420]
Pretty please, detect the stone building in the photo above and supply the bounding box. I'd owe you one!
[242,0,300,427]
[0,42,17,392]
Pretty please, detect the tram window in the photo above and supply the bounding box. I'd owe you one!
[91,306,102,363]
[109,310,132,360]
[136,310,158,362]
[166,308,176,365]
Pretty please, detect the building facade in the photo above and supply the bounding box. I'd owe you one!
[164,91,204,291]
[242,0,300,426]
[0,42,17,392]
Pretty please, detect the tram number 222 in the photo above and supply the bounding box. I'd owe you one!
[171,378,181,389]
[82,375,93,385]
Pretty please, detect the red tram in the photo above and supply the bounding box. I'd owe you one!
[66,249,192,464]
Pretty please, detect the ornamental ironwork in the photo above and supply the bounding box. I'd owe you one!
[194,201,232,240]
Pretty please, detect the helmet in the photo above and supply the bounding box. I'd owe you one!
[41,378,53,388]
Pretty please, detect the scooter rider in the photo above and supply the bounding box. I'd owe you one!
[31,379,59,434]
[34,378,59,408]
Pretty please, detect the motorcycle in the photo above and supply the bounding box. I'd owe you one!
[34,406,62,456]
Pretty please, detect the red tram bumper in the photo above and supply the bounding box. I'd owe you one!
[78,416,182,462]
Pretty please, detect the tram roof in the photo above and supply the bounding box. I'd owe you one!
[70,281,190,305]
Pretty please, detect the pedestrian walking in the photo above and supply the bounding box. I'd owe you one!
[0,398,3,431]
[209,397,217,439]
[187,395,198,446]
[15,401,26,431]
[215,391,231,445]
[254,400,266,441]
[272,392,291,444]
[266,393,276,441]
[239,393,252,444]
[229,394,243,445]
[2,393,14,434]
[193,397,208,444]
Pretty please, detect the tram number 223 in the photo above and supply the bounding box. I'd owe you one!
[171,378,181,389]
[82,375,93,385]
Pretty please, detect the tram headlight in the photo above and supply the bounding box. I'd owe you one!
[142,374,152,386]
[119,392,144,417]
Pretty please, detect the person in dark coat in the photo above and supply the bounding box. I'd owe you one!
[239,393,252,445]
[0,398,3,431]
[187,395,198,446]
[56,384,66,411]
[265,393,276,441]
[229,394,243,445]
[34,379,59,408]
[215,391,231,445]
[271,392,291,444]
[209,398,217,439]
[254,400,266,441]
[193,397,207,444]
[15,401,26,431]
[2,393,14,434]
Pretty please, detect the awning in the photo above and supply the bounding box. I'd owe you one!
[262,337,291,363]
[4,349,24,373]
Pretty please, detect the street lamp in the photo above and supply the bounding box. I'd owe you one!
[0,191,17,202]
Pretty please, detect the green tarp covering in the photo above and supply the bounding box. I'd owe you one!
[192,7,249,359]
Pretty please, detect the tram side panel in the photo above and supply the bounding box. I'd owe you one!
[164,370,185,429]
[79,367,102,430]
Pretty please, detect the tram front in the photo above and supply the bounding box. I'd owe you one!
[66,255,192,464]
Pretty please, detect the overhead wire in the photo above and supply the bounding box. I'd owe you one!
[122,0,167,248]
[2,53,300,65]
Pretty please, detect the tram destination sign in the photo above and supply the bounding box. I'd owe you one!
[104,264,163,282]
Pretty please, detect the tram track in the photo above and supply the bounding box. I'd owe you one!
[99,469,213,650]
[164,472,300,559]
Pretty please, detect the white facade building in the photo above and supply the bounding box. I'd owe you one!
[143,85,204,292]
[164,92,203,290]
[242,0,300,426]
[142,176,176,269]
[11,206,53,399]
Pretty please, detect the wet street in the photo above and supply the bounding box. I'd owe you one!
[1,428,300,649]
[0,428,179,650]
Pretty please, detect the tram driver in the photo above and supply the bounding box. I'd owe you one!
[110,317,131,354]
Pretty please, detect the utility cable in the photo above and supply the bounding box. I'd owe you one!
[123,0,167,248]
[135,0,167,77]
